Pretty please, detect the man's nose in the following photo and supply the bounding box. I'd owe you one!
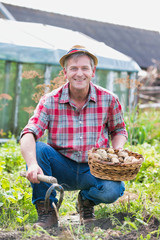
[76,68,83,76]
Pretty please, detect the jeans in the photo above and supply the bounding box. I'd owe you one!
[31,142,125,205]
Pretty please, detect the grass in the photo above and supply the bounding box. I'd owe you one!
[0,109,160,239]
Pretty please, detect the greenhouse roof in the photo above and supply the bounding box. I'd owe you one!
[0,19,140,72]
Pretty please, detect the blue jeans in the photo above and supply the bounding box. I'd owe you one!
[31,142,125,205]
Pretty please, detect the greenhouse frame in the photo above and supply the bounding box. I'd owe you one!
[0,19,140,136]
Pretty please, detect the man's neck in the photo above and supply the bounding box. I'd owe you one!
[69,86,90,103]
[69,86,90,109]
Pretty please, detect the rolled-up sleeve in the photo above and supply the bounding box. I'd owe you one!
[107,97,128,139]
[20,95,49,140]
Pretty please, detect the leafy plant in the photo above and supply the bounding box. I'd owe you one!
[125,109,160,145]
[0,109,160,239]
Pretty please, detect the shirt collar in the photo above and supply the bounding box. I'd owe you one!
[89,82,97,103]
[59,81,97,103]
[59,82,70,103]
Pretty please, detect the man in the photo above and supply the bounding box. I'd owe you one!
[20,45,127,228]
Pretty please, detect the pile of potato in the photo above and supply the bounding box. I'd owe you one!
[94,148,138,163]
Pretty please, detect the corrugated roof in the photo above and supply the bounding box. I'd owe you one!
[0,19,140,72]
[2,3,160,69]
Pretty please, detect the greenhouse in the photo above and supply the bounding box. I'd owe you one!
[0,19,140,136]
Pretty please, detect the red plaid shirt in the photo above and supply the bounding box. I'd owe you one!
[21,82,128,163]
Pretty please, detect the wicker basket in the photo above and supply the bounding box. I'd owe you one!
[88,148,144,181]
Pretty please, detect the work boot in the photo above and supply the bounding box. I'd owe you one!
[77,192,95,224]
[34,201,58,229]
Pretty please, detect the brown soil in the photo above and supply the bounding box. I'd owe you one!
[0,213,159,240]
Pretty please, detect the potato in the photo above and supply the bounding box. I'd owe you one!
[111,158,119,163]
[124,156,133,162]
[92,153,101,160]
[118,151,128,158]
[96,149,108,159]
[107,148,115,154]
[107,153,116,159]
[119,157,124,163]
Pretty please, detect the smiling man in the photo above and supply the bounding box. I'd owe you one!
[63,52,96,110]
[20,45,128,228]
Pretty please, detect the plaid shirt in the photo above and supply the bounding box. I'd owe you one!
[21,82,128,163]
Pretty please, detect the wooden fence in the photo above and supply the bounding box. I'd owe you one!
[138,86,160,109]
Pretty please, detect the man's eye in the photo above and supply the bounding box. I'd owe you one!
[82,67,89,70]
[71,67,77,71]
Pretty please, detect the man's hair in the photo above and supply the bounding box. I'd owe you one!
[64,52,95,70]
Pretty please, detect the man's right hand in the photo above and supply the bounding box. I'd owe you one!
[26,163,44,183]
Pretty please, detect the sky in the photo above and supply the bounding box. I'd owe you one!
[1,0,160,32]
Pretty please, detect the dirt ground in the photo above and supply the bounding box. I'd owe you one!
[0,191,159,240]
[0,213,159,240]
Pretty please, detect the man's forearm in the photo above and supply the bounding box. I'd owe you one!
[20,133,44,183]
[20,133,37,167]
[111,134,127,150]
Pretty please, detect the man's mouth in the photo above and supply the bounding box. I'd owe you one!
[74,79,85,82]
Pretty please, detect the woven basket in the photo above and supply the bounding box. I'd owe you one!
[88,148,144,181]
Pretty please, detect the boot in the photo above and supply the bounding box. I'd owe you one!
[77,192,95,224]
[34,201,58,229]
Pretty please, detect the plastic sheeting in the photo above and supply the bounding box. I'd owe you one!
[0,19,140,72]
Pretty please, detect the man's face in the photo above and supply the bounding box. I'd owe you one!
[63,55,96,92]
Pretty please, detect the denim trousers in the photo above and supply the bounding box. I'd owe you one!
[31,142,125,205]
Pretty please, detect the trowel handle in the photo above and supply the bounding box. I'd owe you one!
[20,171,58,184]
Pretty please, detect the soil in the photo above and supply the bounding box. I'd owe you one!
[0,213,159,240]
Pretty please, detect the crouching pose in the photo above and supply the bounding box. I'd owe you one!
[20,45,127,229]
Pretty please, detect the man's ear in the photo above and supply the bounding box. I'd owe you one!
[63,68,67,79]
[92,66,96,77]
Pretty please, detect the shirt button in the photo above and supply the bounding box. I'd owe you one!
[77,152,81,157]
[79,136,82,139]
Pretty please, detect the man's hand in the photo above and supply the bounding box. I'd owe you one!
[26,163,44,183]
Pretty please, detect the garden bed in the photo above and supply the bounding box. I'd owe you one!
[0,213,159,240]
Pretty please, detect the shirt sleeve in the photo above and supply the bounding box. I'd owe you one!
[20,95,49,140]
[107,96,128,139]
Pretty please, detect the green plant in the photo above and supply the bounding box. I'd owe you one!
[125,109,160,145]
[0,110,160,239]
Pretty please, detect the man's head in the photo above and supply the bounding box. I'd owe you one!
[59,45,98,69]
[60,45,97,93]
